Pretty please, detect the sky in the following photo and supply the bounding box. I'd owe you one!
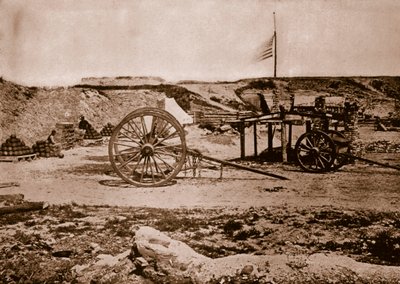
[0,0,399,86]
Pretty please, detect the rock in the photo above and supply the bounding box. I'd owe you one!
[71,264,90,275]
[52,250,74,258]
[133,226,268,283]
[115,215,127,222]
[134,257,149,268]
[90,242,102,253]
[95,249,131,267]
[54,222,76,229]
[219,124,232,133]
[134,226,209,272]
[241,264,254,275]
[95,254,119,267]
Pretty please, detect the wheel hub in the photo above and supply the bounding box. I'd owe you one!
[310,147,320,156]
[141,143,154,156]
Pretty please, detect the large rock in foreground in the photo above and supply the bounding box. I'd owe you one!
[133,226,269,283]
[133,226,400,283]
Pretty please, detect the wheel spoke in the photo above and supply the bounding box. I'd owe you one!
[314,156,322,169]
[153,130,179,147]
[299,142,312,150]
[148,116,158,142]
[319,153,331,164]
[147,156,156,182]
[305,137,314,148]
[139,156,146,182]
[316,156,327,169]
[157,123,174,139]
[130,156,143,176]
[117,151,141,169]
[151,156,167,179]
[140,116,149,142]
[118,147,140,154]
[154,153,175,172]
[119,128,140,144]
[126,121,145,144]
[315,134,322,147]
[298,144,312,153]
[113,140,141,148]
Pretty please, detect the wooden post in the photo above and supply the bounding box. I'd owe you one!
[279,106,287,162]
[281,121,287,162]
[239,122,245,159]
[253,122,258,157]
[288,122,292,160]
[306,120,312,132]
[268,123,273,153]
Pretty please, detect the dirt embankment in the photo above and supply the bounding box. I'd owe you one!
[0,82,166,145]
[1,76,399,148]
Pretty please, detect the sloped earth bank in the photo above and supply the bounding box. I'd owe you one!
[1,127,400,283]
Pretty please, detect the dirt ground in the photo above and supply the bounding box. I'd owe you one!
[1,124,400,283]
[1,124,399,210]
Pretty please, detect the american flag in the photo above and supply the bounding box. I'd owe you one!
[257,35,275,61]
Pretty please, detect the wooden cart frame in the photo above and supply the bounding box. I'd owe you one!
[108,107,288,187]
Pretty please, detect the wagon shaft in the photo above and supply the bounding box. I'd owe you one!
[340,153,400,171]
[197,153,289,180]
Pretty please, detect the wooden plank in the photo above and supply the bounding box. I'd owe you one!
[0,182,20,188]
[281,121,287,163]
[0,194,24,202]
[341,153,400,171]
[0,202,47,215]
[200,154,289,180]
[239,123,245,159]
[253,122,257,157]
[268,123,273,153]
[0,154,37,162]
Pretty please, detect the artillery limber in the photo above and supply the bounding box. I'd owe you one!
[108,107,288,187]
[108,106,399,187]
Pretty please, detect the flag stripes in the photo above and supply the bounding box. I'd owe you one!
[257,34,274,61]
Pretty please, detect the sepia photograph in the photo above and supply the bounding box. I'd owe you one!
[0,0,399,282]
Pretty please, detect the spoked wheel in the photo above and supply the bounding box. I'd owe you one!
[109,107,187,187]
[295,130,336,173]
[327,130,350,170]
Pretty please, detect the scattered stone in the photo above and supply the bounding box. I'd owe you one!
[54,222,76,229]
[52,250,74,258]
[219,124,232,133]
[264,186,285,192]
[90,242,102,253]
[134,256,149,268]
[95,254,119,267]
[71,264,90,275]
[241,264,254,275]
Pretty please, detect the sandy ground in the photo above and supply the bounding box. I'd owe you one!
[1,125,400,283]
[1,125,399,212]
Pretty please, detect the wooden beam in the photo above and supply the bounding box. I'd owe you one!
[281,121,287,163]
[239,122,245,159]
[200,154,289,180]
[268,123,273,153]
[0,194,24,202]
[0,202,47,215]
[0,182,20,188]
[253,122,258,157]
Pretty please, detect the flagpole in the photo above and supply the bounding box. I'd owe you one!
[273,12,277,78]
